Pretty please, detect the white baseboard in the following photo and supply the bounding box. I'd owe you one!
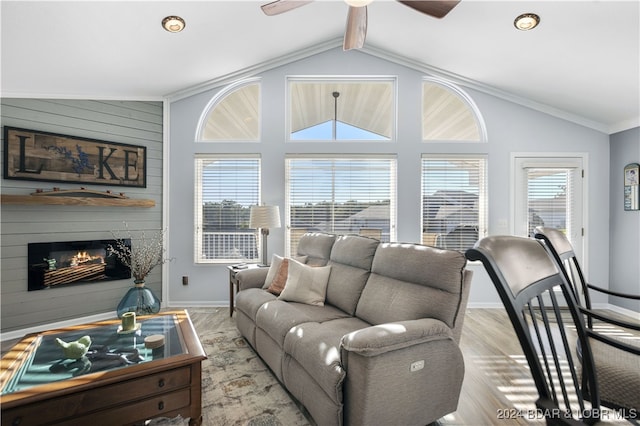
[164,300,228,308]
[467,302,504,309]
[599,303,640,320]
[468,302,640,319]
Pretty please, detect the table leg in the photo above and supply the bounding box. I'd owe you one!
[229,280,234,317]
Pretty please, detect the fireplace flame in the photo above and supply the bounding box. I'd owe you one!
[70,251,105,267]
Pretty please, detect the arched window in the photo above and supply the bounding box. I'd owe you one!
[422,78,486,142]
[197,79,260,141]
[287,77,395,141]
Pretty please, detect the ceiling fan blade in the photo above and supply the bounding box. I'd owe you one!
[343,6,367,51]
[397,0,460,18]
[261,0,313,16]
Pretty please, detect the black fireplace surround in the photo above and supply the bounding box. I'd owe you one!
[28,239,131,291]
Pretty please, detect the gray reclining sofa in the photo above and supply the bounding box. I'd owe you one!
[234,232,472,426]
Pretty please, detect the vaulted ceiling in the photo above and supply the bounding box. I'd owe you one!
[1,1,638,134]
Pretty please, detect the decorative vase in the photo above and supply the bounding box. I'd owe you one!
[116,280,161,318]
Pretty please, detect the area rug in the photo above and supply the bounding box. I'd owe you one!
[189,307,312,426]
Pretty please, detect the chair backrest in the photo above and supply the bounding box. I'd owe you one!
[533,227,593,313]
[466,235,602,424]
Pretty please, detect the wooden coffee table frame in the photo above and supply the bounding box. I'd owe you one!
[0,310,206,426]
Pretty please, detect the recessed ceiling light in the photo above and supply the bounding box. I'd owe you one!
[162,16,185,33]
[514,13,540,31]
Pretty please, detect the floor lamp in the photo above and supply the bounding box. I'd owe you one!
[250,205,281,265]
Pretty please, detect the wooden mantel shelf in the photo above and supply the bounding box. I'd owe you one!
[1,194,155,208]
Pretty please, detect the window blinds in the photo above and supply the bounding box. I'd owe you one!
[525,167,574,237]
[421,156,486,251]
[285,156,396,254]
[194,156,260,262]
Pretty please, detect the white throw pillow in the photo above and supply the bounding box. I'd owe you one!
[277,259,331,306]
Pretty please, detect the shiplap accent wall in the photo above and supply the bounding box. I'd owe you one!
[0,99,163,333]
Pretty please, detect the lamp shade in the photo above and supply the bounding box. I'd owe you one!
[345,0,373,7]
[250,205,281,229]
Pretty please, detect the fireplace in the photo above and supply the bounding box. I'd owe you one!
[28,239,131,291]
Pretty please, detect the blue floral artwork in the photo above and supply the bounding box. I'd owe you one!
[45,144,93,175]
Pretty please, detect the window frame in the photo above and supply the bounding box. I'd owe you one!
[194,154,261,264]
[285,154,397,256]
[422,77,487,143]
[421,154,488,252]
[285,76,397,143]
[195,77,262,142]
[512,154,585,264]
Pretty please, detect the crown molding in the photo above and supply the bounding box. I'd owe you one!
[609,117,640,135]
[359,43,611,134]
[166,37,617,134]
[165,38,343,102]
[0,92,163,102]
[4,37,628,135]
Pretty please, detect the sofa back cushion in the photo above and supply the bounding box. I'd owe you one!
[297,233,336,266]
[325,235,379,315]
[355,243,467,328]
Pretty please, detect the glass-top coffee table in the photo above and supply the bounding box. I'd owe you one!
[1,310,206,426]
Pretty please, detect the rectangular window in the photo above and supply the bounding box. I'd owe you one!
[525,168,574,237]
[194,156,260,263]
[285,156,396,255]
[513,155,584,264]
[421,155,487,252]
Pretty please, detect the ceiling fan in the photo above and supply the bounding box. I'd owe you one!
[260,0,461,51]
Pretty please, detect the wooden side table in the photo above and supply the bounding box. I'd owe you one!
[227,266,241,317]
[227,265,267,317]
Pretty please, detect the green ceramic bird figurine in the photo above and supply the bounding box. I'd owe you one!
[55,335,92,360]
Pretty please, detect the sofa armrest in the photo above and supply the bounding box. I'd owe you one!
[236,267,270,291]
[341,318,454,356]
[340,318,464,425]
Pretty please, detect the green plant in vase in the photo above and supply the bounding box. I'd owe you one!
[108,223,171,318]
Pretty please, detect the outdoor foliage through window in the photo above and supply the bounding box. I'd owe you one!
[194,157,260,263]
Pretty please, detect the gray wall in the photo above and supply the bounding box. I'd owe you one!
[166,47,616,310]
[1,99,163,333]
[609,127,640,311]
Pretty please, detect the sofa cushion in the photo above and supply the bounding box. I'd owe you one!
[278,259,331,306]
[235,288,277,322]
[325,235,379,315]
[297,233,336,266]
[356,243,467,328]
[283,317,370,404]
[255,300,350,347]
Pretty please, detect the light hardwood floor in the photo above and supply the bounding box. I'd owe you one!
[439,308,545,425]
[438,308,639,425]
